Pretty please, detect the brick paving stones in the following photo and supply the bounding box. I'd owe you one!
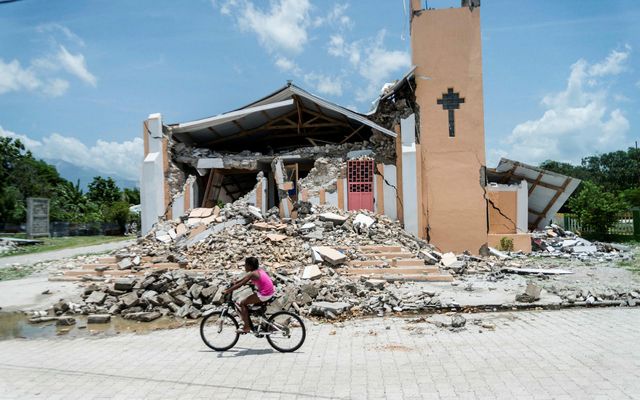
[0,308,638,399]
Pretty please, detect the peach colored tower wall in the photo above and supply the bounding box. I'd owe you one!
[410,3,488,253]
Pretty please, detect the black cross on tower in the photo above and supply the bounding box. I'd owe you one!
[437,88,465,137]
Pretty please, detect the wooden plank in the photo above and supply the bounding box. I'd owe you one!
[319,188,326,204]
[339,125,366,144]
[201,171,216,209]
[528,171,544,196]
[531,177,571,229]
[337,179,344,210]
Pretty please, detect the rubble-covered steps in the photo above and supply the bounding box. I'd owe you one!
[344,245,453,282]
[52,255,185,282]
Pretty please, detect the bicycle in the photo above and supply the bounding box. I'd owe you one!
[200,292,306,353]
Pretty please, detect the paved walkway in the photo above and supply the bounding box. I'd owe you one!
[0,240,134,268]
[0,308,638,400]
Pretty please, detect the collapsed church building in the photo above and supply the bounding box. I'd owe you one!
[141,0,579,255]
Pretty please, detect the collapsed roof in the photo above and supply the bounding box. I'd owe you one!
[168,83,396,153]
[488,158,581,230]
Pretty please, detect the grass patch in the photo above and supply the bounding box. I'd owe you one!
[0,235,130,258]
[0,265,36,281]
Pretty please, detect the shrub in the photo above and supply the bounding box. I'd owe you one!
[499,237,514,252]
[568,181,629,234]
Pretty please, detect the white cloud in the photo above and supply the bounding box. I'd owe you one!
[0,58,41,94]
[274,56,300,74]
[56,45,97,86]
[313,3,352,29]
[500,47,632,166]
[36,23,85,47]
[42,78,70,97]
[588,45,630,76]
[217,0,311,54]
[0,26,95,97]
[327,30,410,102]
[0,126,142,181]
[304,72,343,96]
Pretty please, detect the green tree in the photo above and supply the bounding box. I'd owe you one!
[0,137,66,223]
[123,187,140,205]
[50,180,102,222]
[103,201,131,233]
[568,181,629,235]
[87,177,121,205]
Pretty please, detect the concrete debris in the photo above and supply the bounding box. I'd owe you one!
[87,314,111,324]
[353,214,375,229]
[311,246,347,266]
[319,212,348,225]
[301,265,322,280]
[451,315,466,328]
[531,224,632,260]
[515,283,542,303]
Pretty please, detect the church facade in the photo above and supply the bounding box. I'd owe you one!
[140,1,579,254]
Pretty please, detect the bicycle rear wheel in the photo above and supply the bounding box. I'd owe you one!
[266,311,306,353]
[200,311,240,351]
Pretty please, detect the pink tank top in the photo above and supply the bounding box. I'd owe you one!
[253,269,275,296]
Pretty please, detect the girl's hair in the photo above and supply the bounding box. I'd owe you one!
[245,256,259,271]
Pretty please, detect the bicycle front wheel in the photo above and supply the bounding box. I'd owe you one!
[200,311,240,351]
[266,311,306,353]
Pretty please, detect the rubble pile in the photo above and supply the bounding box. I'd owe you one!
[0,239,17,254]
[171,133,395,170]
[46,201,441,320]
[546,285,640,307]
[298,158,342,195]
[531,224,632,261]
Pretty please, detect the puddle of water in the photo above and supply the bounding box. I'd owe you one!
[0,312,192,340]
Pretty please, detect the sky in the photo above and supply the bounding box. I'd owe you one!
[0,0,639,187]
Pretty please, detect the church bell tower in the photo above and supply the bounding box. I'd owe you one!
[410,0,488,253]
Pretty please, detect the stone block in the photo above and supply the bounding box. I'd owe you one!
[87,314,111,324]
[114,278,135,291]
[119,292,139,308]
[86,291,107,305]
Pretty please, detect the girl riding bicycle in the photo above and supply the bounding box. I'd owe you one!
[223,256,275,334]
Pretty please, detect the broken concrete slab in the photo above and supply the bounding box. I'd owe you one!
[117,258,133,270]
[440,252,458,267]
[114,278,135,291]
[319,212,348,225]
[301,265,322,280]
[310,301,351,317]
[87,314,111,324]
[175,224,188,237]
[119,292,139,308]
[311,246,347,266]
[247,205,263,220]
[85,291,107,305]
[189,208,214,218]
[266,233,287,242]
[353,214,375,228]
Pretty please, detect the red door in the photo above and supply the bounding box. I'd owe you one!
[347,159,374,211]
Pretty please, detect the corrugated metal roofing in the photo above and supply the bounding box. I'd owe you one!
[495,158,581,230]
[168,83,396,146]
